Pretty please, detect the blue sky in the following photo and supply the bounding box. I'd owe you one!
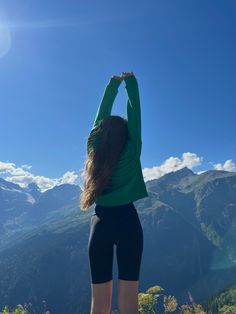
[0,0,235,191]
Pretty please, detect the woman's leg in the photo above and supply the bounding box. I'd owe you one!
[88,214,114,313]
[90,280,113,314]
[116,207,143,314]
[117,279,139,314]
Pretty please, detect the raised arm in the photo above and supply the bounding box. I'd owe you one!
[124,74,142,155]
[92,77,122,129]
[87,77,122,154]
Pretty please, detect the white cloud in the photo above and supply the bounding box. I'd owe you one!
[21,164,32,171]
[1,155,235,192]
[0,161,29,176]
[212,159,236,172]
[143,152,203,181]
[60,171,79,185]
[0,161,78,192]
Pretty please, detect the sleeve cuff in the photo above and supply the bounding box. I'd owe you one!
[108,77,122,88]
[124,75,138,86]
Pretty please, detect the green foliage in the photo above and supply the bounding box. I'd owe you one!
[2,306,10,314]
[219,305,236,314]
[163,295,178,312]
[179,304,193,314]
[138,292,160,313]
[202,285,236,313]
[179,304,206,313]
[0,302,51,314]
[137,284,235,314]
[1,304,26,314]
[1,284,235,314]
[146,285,164,294]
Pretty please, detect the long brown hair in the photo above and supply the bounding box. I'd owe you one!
[80,115,128,211]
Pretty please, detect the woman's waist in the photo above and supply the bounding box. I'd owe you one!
[94,202,136,216]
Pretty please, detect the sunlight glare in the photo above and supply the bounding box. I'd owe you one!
[0,23,11,58]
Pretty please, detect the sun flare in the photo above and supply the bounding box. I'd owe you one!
[0,23,11,58]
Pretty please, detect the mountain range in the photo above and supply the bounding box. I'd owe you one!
[0,167,235,313]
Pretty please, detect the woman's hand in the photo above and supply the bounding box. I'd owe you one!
[112,71,135,81]
[112,75,124,81]
[121,71,134,79]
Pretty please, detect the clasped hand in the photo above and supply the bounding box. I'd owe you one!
[112,71,134,81]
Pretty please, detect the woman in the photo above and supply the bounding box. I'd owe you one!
[80,71,148,314]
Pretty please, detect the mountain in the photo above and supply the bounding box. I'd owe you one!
[0,167,235,313]
[0,179,82,250]
[24,182,41,200]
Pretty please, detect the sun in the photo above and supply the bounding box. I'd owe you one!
[0,23,11,58]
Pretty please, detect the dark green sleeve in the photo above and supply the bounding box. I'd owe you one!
[124,75,142,155]
[87,77,122,154]
[92,77,122,129]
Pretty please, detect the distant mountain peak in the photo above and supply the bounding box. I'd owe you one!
[156,166,196,186]
[173,166,195,176]
[0,177,24,191]
[24,182,42,201]
[165,166,195,179]
[27,182,40,192]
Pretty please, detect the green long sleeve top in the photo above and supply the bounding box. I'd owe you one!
[87,75,149,206]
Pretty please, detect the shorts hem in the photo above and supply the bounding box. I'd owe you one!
[118,277,139,281]
[91,277,113,284]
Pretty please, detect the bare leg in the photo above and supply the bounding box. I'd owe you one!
[90,279,113,314]
[117,279,139,314]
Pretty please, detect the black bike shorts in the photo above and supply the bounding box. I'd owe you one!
[88,202,143,284]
